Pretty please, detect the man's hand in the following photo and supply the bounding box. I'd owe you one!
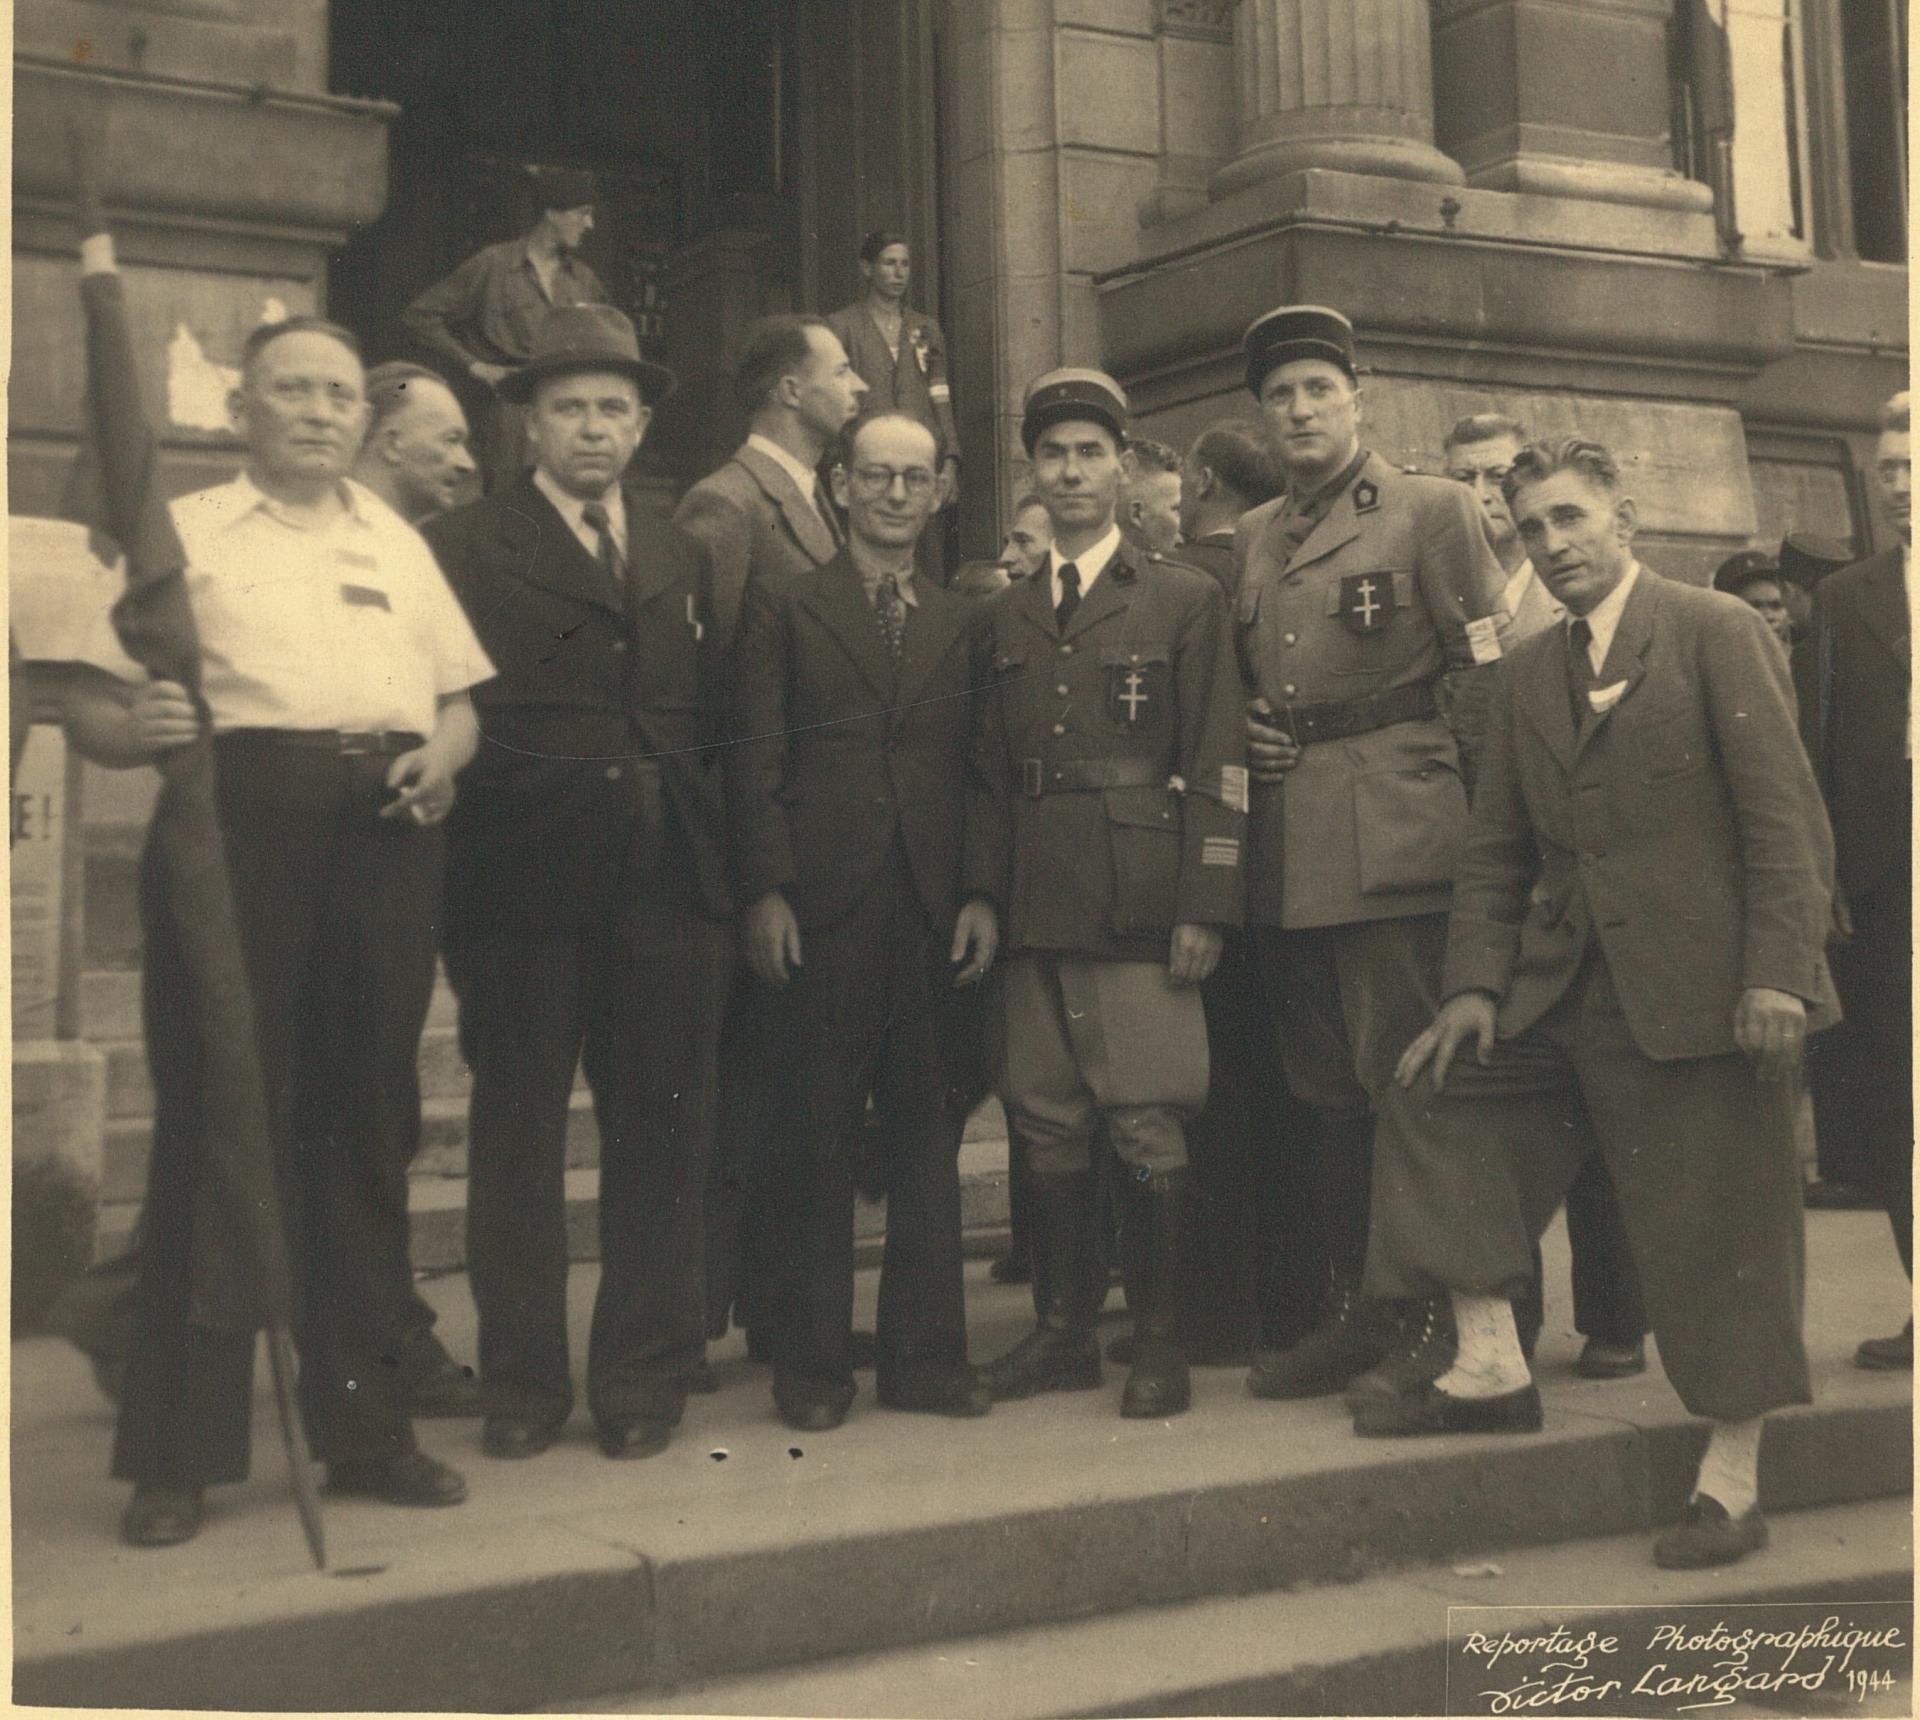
[1396,991,1498,1091]
[129,679,203,753]
[1168,923,1223,987]
[938,459,961,512]
[1246,697,1300,784]
[1734,986,1807,1084]
[382,744,459,825]
[950,896,998,986]
[745,890,804,988]
[470,361,510,389]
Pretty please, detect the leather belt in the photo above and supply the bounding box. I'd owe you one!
[1273,680,1438,745]
[1020,756,1165,798]
[221,728,425,756]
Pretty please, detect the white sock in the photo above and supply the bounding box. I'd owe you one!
[1692,1416,1763,1518]
[1433,1293,1533,1399]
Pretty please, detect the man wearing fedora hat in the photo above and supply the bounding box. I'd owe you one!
[404,167,609,486]
[1231,305,1510,1404]
[425,304,734,1463]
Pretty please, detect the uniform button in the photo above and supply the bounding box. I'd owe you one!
[610,639,627,654]
[1056,683,1070,696]
[1052,722,1067,736]
[1284,632,1297,646]
[1060,644,1074,655]
[605,765,622,781]
[1282,683,1297,696]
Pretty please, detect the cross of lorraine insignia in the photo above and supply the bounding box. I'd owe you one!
[1338,572,1388,634]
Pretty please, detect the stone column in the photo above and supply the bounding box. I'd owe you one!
[1430,0,1713,211]
[1208,0,1464,200]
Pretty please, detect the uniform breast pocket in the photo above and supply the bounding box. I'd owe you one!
[1325,570,1412,675]
[1098,648,1173,737]
[1104,784,1181,937]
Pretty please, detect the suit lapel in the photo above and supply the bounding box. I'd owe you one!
[498,477,626,618]
[1573,569,1657,761]
[621,510,679,612]
[1517,631,1578,772]
[798,554,897,703]
[894,583,966,710]
[1017,565,1060,641]
[738,445,839,568]
[1856,547,1911,674]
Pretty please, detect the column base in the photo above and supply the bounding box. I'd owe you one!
[1210,133,1465,201]
[1469,155,1713,213]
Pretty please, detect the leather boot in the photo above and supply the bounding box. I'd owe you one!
[1344,1296,1455,1407]
[1120,1170,1191,1418]
[986,1170,1104,1400]
[1248,1273,1387,1400]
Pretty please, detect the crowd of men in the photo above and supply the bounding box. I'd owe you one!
[50,173,1909,1578]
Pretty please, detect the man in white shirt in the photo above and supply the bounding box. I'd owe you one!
[67,316,492,1547]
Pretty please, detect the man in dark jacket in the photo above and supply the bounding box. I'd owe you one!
[727,412,1002,1431]
[426,305,732,1463]
[1796,390,1913,1370]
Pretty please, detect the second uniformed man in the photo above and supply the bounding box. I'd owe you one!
[975,369,1246,1419]
[1233,307,1508,1400]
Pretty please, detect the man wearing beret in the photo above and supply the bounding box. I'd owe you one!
[1232,306,1509,1402]
[404,168,609,485]
[426,305,733,1464]
[973,368,1247,1419]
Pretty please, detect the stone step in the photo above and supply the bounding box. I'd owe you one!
[13,1264,1910,1716]
[571,1496,1915,1717]
[81,963,462,1043]
[93,1132,1021,1272]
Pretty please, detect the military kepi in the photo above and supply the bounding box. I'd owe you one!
[1021,367,1130,454]
[1243,304,1358,396]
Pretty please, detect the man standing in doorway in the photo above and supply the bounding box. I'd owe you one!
[403,168,607,485]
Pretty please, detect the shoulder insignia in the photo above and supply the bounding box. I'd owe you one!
[1353,479,1380,515]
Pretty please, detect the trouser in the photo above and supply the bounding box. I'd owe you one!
[1249,915,1446,1335]
[1364,948,1811,1422]
[705,964,774,1338]
[755,853,972,1389]
[1517,1157,1650,1347]
[1001,954,1208,1180]
[1812,877,1913,1275]
[113,738,439,1487]
[444,868,729,1431]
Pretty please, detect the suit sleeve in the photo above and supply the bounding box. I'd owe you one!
[922,315,960,468]
[1440,658,1539,1002]
[1419,481,1511,778]
[673,483,756,656]
[403,254,492,373]
[960,609,1011,913]
[723,578,797,908]
[1173,580,1247,928]
[1699,599,1836,1001]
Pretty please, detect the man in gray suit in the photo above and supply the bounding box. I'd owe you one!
[674,315,867,652]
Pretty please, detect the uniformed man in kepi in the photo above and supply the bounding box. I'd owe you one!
[1232,306,1508,1402]
[974,369,1246,1419]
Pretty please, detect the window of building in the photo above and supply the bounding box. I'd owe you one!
[1838,0,1907,262]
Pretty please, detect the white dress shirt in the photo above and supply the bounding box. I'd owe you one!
[534,466,627,564]
[1047,524,1123,613]
[1502,560,1539,624]
[1571,560,1642,674]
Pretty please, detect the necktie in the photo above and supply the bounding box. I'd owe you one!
[1055,562,1081,631]
[581,501,624,587]
[874,572,906,664]
[1567,617,1595,727]
[814,479,844,549]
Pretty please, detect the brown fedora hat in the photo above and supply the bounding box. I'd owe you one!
[499,304,677,405]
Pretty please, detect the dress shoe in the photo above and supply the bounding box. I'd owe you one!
[773,1375,856,1432]
[1352,1379,1543,1437]
[1653,1495,1768,1569]
[988,1253,1033,1286]
[407,1355,483,1417]
[327,1450,468,1507]
[481,1414,561,1460]
[1249,1293,1387,1402]
[121,1485,204,1547]
[1346,1299,1456,1408]
[877,1361,994,1418]
[1855,1319,1913,1370]
[1575,1337,1647,1380]
[986,1327,1102,1399]
[597,1419,674,1460]
[1803,1177,1877,1211]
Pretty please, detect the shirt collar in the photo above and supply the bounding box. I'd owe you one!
[853,558,919,607]
[1292,444,1369,515]
[1571,560,1641,666]
[229,469,370,529]
[534,466,625,536]
[1049,524,1123,595]
[746,432,825,504]
[1502,559,1537,620]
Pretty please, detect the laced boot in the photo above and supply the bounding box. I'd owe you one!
[1120,1171,1191,1418]
[1248,1274,1386,1400]
[1345,1296,1456,1408]
[985,1171,1104,1400]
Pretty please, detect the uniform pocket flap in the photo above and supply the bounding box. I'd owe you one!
[1096,644,1171,667]
[1352,755,1468,896]
[1103,783,1178,828]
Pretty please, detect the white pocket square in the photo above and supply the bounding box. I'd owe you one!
[1587,681,1629,714]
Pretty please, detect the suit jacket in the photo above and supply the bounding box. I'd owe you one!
[1177,531,1239,597]
[672,443,839,653]
[970,547,1246,961]
[1506,560,1567,641]
[1444,569,1838,1061]
[726,552,1003,933]
[824,304,960,469]
[1794,544,1911,903]
[425,474,730,935]
[1232,451,1509,929]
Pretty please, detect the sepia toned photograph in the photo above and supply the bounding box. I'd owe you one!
[6,1,1912,1713]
